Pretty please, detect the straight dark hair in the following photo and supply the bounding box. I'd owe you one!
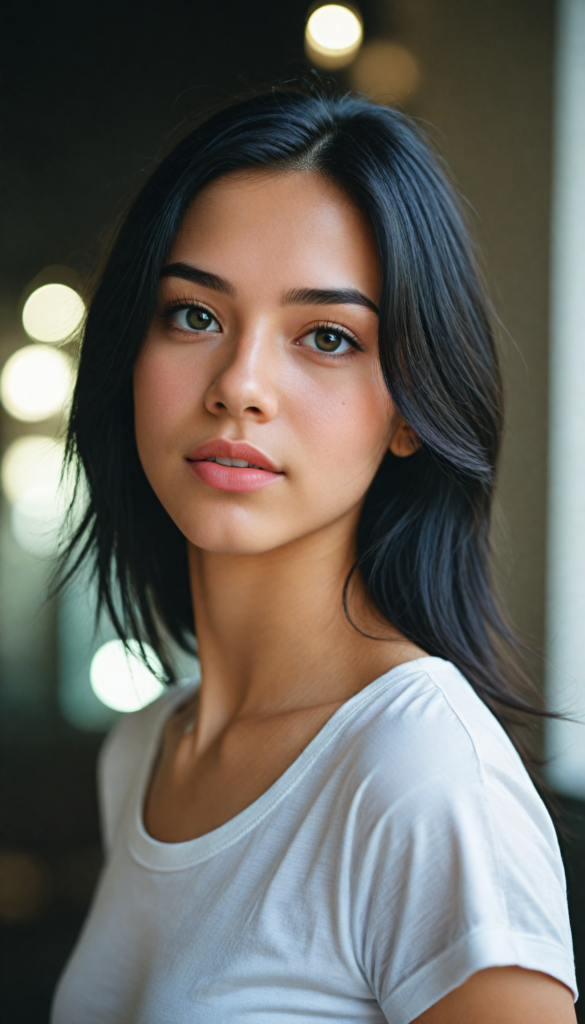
[59,86,546,765]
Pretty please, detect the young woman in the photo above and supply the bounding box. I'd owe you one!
[52,88,576,1023]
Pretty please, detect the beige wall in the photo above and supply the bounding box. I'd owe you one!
[393,0,554,677]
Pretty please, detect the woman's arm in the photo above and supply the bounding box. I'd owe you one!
[413,967,576,1024]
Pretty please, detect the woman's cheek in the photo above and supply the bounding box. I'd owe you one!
[290,372,391,482]
[135,343,207,437]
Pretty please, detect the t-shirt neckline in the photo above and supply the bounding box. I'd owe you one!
[127,656,443,872]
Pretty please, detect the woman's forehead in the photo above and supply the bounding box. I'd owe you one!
[168,170,380,299]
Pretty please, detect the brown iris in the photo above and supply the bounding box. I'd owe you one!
[315,328,344,352]
[186,307,213,330]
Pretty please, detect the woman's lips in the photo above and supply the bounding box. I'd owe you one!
[189,460,282,492]
[186,439,283,493]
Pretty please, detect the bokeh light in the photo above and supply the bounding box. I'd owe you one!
[0,849,52,923]
[350,40,420,104]
[0,344,74,422]
[11,486,68,557]
[90,639,165,712]
[1,436,74,557]
[22,282,85,343]
[305,4,363,68]
[2,435,61,503]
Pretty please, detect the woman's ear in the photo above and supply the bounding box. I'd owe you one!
[388,417,421,457]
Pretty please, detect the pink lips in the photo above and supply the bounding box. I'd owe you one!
[186,439,283,493]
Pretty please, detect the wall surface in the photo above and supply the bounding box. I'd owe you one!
[396,0,554,669]
[547,0,585,796]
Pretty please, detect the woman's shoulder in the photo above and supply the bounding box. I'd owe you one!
[97,680,198,853]
[344,659,575,1019]
[99,679,196,779]
[352,656,520,765]
[346,656,547,829]
[345,658,569,928]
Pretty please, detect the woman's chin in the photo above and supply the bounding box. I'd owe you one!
[179,516,290,558]
[189,537,279,557]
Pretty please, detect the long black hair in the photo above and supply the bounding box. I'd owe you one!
[59,86,545,760]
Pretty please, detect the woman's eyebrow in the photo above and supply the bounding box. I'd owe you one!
[161,262,236,297]
[282,287,379,316]
[160,266,378,315]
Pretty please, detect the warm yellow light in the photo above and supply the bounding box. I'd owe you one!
[350,40,420,104]
[90,640,165,712]
[0,344,74,422]
[22,282,85,343]
[0,850,51,923]
[305,4,363,68]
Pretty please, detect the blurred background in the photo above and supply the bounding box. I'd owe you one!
[1,0,584,1020]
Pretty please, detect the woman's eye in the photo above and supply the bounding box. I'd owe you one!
[172,306,219,332]
[304,327,354,354]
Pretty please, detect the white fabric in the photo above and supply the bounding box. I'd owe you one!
[52,657,576,1023]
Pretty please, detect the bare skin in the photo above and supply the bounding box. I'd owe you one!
[413,967,575,1024]
[133,170,576,1024]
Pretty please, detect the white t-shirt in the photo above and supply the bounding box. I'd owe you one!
[52,657,576,1023]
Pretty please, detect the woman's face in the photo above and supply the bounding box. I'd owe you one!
[134,170,410,556]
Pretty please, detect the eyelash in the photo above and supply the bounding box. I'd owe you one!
[160,297,219,326]
[160,300,364,359]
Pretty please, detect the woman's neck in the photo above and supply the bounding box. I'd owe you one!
[187,509,424,752]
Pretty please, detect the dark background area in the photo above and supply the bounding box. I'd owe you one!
[0,1,583,1021]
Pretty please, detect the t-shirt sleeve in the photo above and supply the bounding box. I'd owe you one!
[352,760,576,1024]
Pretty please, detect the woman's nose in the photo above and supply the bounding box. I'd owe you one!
[203,329,279,423]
